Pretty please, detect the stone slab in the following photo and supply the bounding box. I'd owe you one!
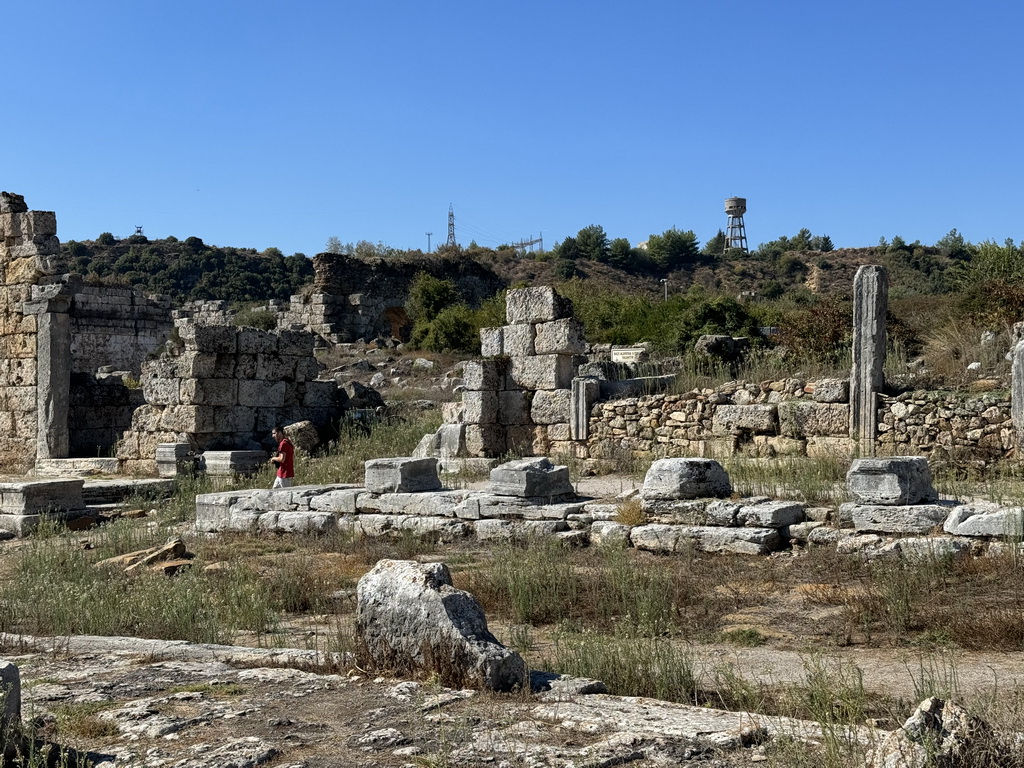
[364,457,442,494]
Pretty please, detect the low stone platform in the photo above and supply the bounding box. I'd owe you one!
[0,478,87,535]
[32,458,121,478]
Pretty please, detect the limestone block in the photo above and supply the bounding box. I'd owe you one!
[737,499,806,528]
[394,516,470,542]
[766,436,807,456]
[640,499,737,526]
[159,405,203,432]
[503,324,535,357]
[355,559,526,691]
[631,524,780,555]
[155,443,196,478]
[847,456,937,505]
[212,353,237,378]
[843,502,951,534]
[202,451,269,477]
[546,422,571,442]
[434,423,469,458]
[498,390,531,426]
[256,353,296,381]
[480,327,504,357]
[530,389,571,425]
[295,357,322,382]
[306,487,362,515]
[463,360,504,391]
[174,351,217,379]
[712,405,777,435]
[237,327,279,354]
[238,379,287,407]
[19,210,57,237]
[277,329,313,356]
[465,424,505,457]
[895,537,974,562]
[943,503,1024,538]
[590,520,631,547]
[459,493,584,520]
[0,386,36,412]
[355,490,473,518]
[0,479,84,515]
[811,378,849,403]
[488,457,573,498]
[0,659,21,723]
[214,406,257,433]
[180,324,237,353]
[180,378,237,407]
[509,354,574,391]
[442,401,465,423]
[778,402,849,438]
[364,457,442,493]
[534,318,586,355]
[0,333,35,358]
[506,286,572,324]
[463,391,498,425]
[474,518,567,541]
[641,458,732,500]
[233,354,256,379]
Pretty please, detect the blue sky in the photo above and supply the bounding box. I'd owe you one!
[5,1,1021,257]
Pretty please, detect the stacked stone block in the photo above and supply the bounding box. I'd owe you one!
[117,324,339,474]
[464,287,584,457]
[0,193,59,470]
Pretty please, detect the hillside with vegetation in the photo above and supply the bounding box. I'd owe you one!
[61,226,1024,389]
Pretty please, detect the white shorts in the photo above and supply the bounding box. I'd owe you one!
[272,476,293,489]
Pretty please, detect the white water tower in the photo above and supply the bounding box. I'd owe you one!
[724,197,748,254]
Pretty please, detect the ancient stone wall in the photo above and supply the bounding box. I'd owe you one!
[70,285,173,375]
[117,324,340,474]
[585,380,1013,464]
[279,252,505,343]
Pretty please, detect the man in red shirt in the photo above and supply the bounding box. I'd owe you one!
[271,425,295,488]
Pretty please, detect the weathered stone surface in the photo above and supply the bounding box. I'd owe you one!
[891,537,974,562]
[778,402,849,437]
[201,450,268,477]
[943,502,1024,538]
[356,560,526,691]
[0,479,84,515]
[590,520,631,547]
[465,424,505,457]
[459,493,584,521]
[847,457,937,505]
[498,390,531,425]
[640,498,737,526]
[850,265,888,451]
[631,524,780,555]
[462,360,504,392]
[503,323,535,357]
[737,499,806,527]
[844,502,951,534]
[866,697,994,768]
[479,326,504,357]
[505,286,572,325]
[534,318,586,355]
[355,490,472,518]
[488,457,573,498]
[364,457,442,494]
[530,389,571,425]
[712,404,777,435]
[473,518,568,541]
[462,390,498,425]
[641,458,732,500]
[811,378,849,403]
[508,354,574,391]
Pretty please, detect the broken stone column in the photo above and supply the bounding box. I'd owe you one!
[1011,339,1024,448]
[850,265,888,455]
[24,283,73,459]
[570,377,600,440]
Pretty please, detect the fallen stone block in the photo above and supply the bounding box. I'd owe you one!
[589,521,631,548]
[843,502,951,534]
[0,479,85,516]
[737,499,806,528]
[640,499,736,526]
[201,451,268,478]
[943,502,1024,538]
[641,458,732,501]
[364,457,442,494]
[474,519,568,542]
[356,559,527,691]
[0,660,20,724]
[847,456,937,505]
[631,524,780,555]
[488,457,574,498]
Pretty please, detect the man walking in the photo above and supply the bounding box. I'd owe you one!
[271,425,295,488]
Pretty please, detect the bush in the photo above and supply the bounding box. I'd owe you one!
[232,306,278,331]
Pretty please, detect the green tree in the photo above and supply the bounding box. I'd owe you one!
[325,236,344,254]
[702,229,726,257]
[935,228,973,260]
[554,236,581,261]
[646,228,699,271]
[575,224,609,262]
[607,237,634,270]
[406,273,462,323]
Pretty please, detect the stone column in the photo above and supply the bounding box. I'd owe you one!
[24,285,72,459]
[850,265,888,456]
[1011,340,1024,448]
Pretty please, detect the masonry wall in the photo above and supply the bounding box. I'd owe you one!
[585,380,1014,465]
[69,286,174,375]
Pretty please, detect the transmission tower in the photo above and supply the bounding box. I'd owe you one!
[446,204,457,247]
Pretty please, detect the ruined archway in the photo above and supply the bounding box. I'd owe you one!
[375,306,410,342]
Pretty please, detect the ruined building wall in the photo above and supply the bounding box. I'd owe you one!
[70,286,174,375]
[279,252,505,343]
[117,324,340,474]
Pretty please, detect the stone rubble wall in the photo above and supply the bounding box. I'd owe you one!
[586,379,1013,463]
[117,324,341,474]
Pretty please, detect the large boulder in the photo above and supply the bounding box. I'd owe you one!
[641,458,732,501]
[356,560,526,691]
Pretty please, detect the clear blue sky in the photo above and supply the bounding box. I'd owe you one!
[5,1,1022,257]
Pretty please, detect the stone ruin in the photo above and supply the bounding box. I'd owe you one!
[117,324,340,475]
